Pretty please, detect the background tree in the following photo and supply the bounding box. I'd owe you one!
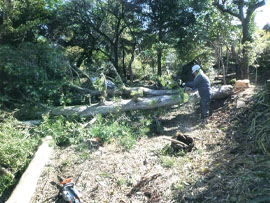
[0,0,54,45]
[172,1,220,76]
[204,7,240,84]
[0,0,70,107]
[50,0,142,84]
[214,0,266,79]
[136,0,196,76]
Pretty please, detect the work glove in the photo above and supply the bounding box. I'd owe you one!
[178,79,185,88]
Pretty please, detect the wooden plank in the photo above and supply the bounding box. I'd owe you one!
[6,137,53,203]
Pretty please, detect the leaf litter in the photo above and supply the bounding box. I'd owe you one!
[31,86,270,202]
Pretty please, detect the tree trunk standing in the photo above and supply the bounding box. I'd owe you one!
[265,80,270,103]
[152,60,155,74]
[217,34,221,72]
[3,0,11,21]
[226,46,229,77]
[1,0,11,43]
[157,25,163,77]
[217,46,221,72]
[128,43,136,85]
[238,53,250,79]
[128,53,134,85]
[113,18,122,75]
[214,0,266,80]
[239,17,251,79]
[122,46,127,80]
[157,49,162,76]
[221,55,226,85]
[113,41,119,75]
[218,42,227,85]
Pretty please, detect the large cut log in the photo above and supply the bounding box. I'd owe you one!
[185,85,233,102]
[6,137,53,203]
[211,85,233,100]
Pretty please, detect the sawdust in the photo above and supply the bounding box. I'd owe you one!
[31,86,270,203]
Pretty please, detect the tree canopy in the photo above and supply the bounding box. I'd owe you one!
[0,0,269,107]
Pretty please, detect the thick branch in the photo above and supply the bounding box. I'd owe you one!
[246,0,265,20]
[213,1,241,19]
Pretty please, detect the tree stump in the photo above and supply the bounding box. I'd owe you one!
[170,133,194,152]
[234,79,250,90]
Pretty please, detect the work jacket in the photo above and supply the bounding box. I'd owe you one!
[185,70,211,101]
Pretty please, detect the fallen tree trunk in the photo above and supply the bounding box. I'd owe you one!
[20,85,233,119]
[42,85,233,117]
[71,84,232,99]
[211,85,233,100]
[186,85,233,104]
[45,94,184,117]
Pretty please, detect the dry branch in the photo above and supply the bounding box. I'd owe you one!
[162,137,189,147]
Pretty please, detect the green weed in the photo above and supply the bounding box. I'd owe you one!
[0,112,40,197]
[160,144,186,157]
[116,178,127,186]
[160,156,176,168]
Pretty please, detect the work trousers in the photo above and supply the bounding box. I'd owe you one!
[200,97,211,118]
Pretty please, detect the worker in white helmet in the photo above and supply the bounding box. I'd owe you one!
[182,65,211,119]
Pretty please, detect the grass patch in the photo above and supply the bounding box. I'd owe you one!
[0,109,153,199]
[159,156,176,168]
[160,144,187,157]
[37,112,152,150]
[0,111,40,197]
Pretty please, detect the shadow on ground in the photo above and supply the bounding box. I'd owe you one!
[171,92,270,202]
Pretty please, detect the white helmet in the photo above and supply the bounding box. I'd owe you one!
[192,65,200,73]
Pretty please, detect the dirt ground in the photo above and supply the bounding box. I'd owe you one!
[31,86,270,203]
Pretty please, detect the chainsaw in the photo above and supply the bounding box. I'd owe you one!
[61,178,82,203]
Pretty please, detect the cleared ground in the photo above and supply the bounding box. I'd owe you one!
[31,87,270,203]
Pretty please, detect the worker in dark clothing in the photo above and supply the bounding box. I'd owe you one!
[182,65,211,119]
